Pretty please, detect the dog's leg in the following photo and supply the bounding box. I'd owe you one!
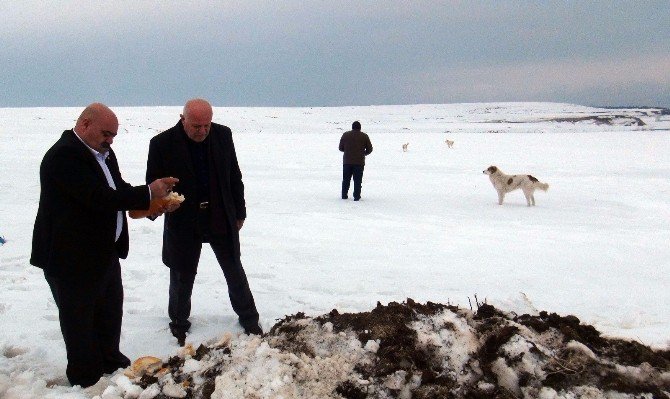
[498,191,504,205]
[523,188,533,206]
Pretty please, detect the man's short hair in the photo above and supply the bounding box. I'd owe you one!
[352,121,361,130]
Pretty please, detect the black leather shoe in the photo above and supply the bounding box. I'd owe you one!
[342,195,348,199]
[170,326,187,346]
[243,323,263,336]
[102,353,131,374]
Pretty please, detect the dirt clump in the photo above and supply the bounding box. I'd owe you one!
[111,299,670,398]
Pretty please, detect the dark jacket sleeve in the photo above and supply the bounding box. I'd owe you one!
[50,147,148,212]
[31,135,150,274]
[146,137,162,184]
[365,134,373,155]
[226,130,246,220]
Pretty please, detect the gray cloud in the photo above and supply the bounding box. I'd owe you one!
[1,1,668,107]
[408,53,670,105]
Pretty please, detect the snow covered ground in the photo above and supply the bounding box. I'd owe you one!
[0,102,669,398]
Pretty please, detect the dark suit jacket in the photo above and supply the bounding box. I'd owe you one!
[339,130,373,165]
[31,130,150,279]
[146,121,246,272]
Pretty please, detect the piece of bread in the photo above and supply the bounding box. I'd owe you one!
[129,191,185,219]
[124,355,163,378]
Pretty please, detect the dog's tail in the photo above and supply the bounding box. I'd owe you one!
[535,182,549,191]
[528,175,549,191]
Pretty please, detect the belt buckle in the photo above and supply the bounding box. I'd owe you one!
[199,201,209,209]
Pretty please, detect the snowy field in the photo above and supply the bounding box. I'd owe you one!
[0,103,669,397]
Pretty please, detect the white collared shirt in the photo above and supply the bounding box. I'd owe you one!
[73,128,124,241]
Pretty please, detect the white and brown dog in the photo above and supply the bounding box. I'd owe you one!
[483,165,549,206]
[445,139,454,148]
[402,142,409,152]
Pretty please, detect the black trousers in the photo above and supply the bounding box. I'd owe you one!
[45,254,129,388]
[342,164,365,199]
[168,235,259,333]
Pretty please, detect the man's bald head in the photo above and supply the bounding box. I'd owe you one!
[75,103,119,153]
[182,99,213,120]
[77,103,116,125]
[181,99,213,142]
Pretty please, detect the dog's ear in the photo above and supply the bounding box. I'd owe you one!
[488,166,497,173]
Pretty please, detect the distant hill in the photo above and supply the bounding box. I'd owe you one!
[599,106,670,115]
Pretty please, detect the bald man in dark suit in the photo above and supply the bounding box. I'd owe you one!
[146,99,261,345]
[30,103,177,387]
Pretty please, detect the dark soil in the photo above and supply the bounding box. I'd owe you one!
[131,299,670,398]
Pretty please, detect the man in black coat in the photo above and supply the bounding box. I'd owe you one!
[146,98,261,345]
[30,103,177,387]
[339,121,373,201]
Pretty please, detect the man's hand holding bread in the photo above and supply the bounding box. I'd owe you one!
[148,177,179,199]
[129,177,184,219]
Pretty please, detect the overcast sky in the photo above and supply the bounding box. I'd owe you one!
[1,1,668,108]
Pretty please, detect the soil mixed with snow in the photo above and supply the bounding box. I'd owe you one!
[97,299,669,399]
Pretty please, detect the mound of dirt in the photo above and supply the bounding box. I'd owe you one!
[106,300,670,399]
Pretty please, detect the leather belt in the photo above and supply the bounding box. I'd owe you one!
[199,201,209,209]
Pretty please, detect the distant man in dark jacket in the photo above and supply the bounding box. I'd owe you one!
[339,121,373,201]
[145,99,261,345]
[30,103,177,387]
